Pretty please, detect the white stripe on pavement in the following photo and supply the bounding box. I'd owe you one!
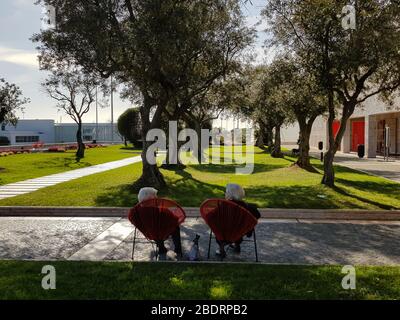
[0,156,142,199]
[68,219,133,261]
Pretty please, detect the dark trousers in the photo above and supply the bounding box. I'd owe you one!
[156,227,182,254]
[216,229,254,248]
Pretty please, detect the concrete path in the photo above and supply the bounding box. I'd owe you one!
[330,153,400,183]
[0,156,142,200]
[290,145,400,183]
[1,216,399,265]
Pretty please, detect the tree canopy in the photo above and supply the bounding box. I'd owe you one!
[33,0,253,188]
[117,108,142,147]
[263,0,400,185]
[0,78,30,125]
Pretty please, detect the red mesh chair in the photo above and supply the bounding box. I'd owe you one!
[128,198,186,260]
[200,199,259,262]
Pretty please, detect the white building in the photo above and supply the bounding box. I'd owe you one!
[309,96,400,158]
[0,120,55,145]
[54,123,122,143]
[213,114,253,131]
[277,95,400,157]
[0,120,122,145]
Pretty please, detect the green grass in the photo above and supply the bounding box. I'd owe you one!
[0,261,398,300]
[1,147,399,209]
[0,145,141,186]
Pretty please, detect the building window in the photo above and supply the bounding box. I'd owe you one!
[1,124,5,131]
[15,136,40,143]
[83,128,94,134]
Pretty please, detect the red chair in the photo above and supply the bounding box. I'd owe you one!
[128,198,186,260]
[200,199,259,262]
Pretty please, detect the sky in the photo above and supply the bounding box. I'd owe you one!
[0,0,268,124]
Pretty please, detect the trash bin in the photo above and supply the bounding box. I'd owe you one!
[357,144,365,158]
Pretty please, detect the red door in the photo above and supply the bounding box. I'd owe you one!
[333,121,341,139]
[332,120,341,151]
[351,121,365,152]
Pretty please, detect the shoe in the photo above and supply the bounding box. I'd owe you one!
[167,252,178,262]
[215,248,226,259]
[229,244,241,254]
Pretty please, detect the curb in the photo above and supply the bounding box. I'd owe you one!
[0,206,400,221]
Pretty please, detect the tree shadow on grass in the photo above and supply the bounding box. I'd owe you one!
[190,163,289,174]
[94,159,397,209]
[95,183,138,207]
[34,157,91,169]
[94,166,359,209]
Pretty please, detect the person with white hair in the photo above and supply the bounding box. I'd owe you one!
[137,187,183,260]
[216,184,261,257]
[138,187,158,203]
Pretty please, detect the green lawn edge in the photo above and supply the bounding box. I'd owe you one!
[0,261,399,300]
[1,148,400,210]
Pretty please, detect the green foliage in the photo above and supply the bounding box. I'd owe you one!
[0,78,30,125]
[117,108,141,147]
[33,0,254,186]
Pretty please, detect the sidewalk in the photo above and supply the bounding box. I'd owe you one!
[300,146,400,183]
[329,153,400,183]
[0,156,142,200]
[1,216,399,265]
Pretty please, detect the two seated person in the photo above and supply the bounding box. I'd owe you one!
[133,184,260,260]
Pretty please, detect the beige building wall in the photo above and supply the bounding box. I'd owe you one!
[287,95,400,157]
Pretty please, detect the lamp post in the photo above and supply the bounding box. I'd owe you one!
[95,87,99,142]
[110,76,114,144]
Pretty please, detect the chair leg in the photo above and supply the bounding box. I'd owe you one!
[131,227,137,261]
[154,243,159,261]
[207,230,212,259]
[253,230,259,263]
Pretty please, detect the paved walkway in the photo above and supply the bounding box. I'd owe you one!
[288,145,400,183]
[1,216,399,265]
[0,156,142,200]
[330,153,400,183]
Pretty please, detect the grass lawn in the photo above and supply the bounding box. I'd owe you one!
[0,145,141,186]
[0,261,399,300]
[1,147,400,209]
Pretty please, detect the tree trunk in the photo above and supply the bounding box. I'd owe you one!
[266,127,274,152]
[256,133,265,148]
[296,130,311,168]
[134,102,166,190]
[135,140,166,189]
[76,121,85,161]
[322,96,354,186]
[163,118,185,169]
[322,148,336,186]
[194,121,206,164]
[271,125,283,158]
[256,124,266,149]
[296,117,317,170]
